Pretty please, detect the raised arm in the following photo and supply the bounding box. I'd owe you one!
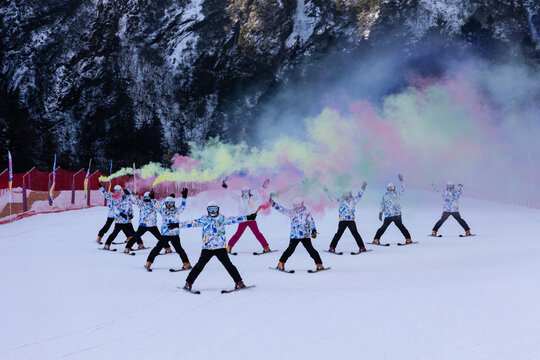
[99,184,112,201]
[224,215,248,225]
[273,203,292,217]
[178,217,205,229]
[397,174,406,194]
[323,186,338,202]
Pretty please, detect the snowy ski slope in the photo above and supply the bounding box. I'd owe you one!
[1,189,539,360]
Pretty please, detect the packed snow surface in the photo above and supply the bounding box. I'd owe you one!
[1,189,540,360]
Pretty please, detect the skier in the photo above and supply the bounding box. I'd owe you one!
[96,184,121,244]
[431,181,472,236]
[123,190,164,253]
[373,174,412,245]
[144,189,191,271]
[324,181,368,253]
[222,179,272,254]
[178,201,257,292]
[99,184,136,250]
[271,197,325,271]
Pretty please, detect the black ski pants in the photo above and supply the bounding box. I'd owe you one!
[330,221,365,249]
[105,223,135,245]
[279,238,322,265]
[147,235,189,264]
[98,217,115,237]
[374,215,411,240]
[186,248,242,284]
[126,225,161,249]
[433,212,470,232]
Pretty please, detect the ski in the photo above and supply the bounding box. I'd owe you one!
[169,267,192,272]
[130,246,150,251]
[177,286,200,295]
[158,251,176,256]
[369,242,390,247]
[99,248,117,252]
[459,234,476,237]
[397,241,419,246]
[144,265,152,272]
[428,234,442,237]
[121,250,136,256]
[307,266,331,273]
[253,250,278,256]
[268,266,295,274]
[112,241,128,245]
[221,285,256,294]
[324,250,344,255]
[350,249,373,255]
[228,252,238,256]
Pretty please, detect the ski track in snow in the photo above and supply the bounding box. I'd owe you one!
[1,189,540,359]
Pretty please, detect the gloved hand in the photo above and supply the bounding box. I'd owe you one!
[262,178,270,189]
[361,181,367,191]
[98,182,103,189]
[311,229,317,239]
[129,214,133,220]
[123,189,130,195]
[247,213,257,221]
[181,188,188,199]
[169,193,175,198]
[398,174,404,182]
[269,196,275,206]
[149,189,155,199]
[378,212,383,221]
[167,223,179,229]
[222,180,228,189]
[120,213,128,219]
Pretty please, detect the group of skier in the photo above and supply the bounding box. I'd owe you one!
[96,174,473,293]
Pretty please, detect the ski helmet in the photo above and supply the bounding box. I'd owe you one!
[293,197,304,209]
[207,201,219,217]
[143,191,151,201]
[387,183,396,191]
[114,185,122,192]
[164,196,175,208]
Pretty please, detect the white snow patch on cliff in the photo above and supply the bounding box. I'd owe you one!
[286,0,317,48]
[167,0,205,68]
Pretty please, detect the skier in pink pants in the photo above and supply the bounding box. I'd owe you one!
[222,178,272,254]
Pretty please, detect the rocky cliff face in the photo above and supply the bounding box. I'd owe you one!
[1,0,539,171]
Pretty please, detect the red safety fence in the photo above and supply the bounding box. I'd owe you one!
[0,167,221,224]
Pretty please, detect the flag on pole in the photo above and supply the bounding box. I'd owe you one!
[49,154,57,202]
[84,159,92,198]
[8,151,13,204]
[108,160,112,192]
[133,162,137,195]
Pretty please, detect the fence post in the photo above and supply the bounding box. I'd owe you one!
[87,182,91,206]
[71,181,75,204]
[22,182,28,212]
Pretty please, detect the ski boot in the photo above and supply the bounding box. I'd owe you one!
[372,239,380,245]
[262,246,272,253]
[103,244,110,250]
[316,263,324,270]
[183,282,193,291]
[359,247,367,252]
[182,262,192,270]
[328,247,336,253]
[465,230,472,236]
[405,238,413,244]
[97,236,102,243]
[235,281,246,290]
[277,261,285,270]
[227,245,233,253]
[145,262,152,270]
[165,247,173,254]
[431,230,437,236]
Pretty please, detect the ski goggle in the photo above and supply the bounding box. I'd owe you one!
[165,201,175,207]
[143,196,150,201]
[114,188,121,193]
[207,206,219,214]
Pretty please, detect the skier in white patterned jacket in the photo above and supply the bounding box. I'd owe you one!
[179,201,257,291]
[324,181,368,253]
[431,181,472,236]
[96,185,118,243]
[144,189,191,271]
[99,183,136,250]
[373,174,412,245]
[123,189,163,253]
[271,196,324,271]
